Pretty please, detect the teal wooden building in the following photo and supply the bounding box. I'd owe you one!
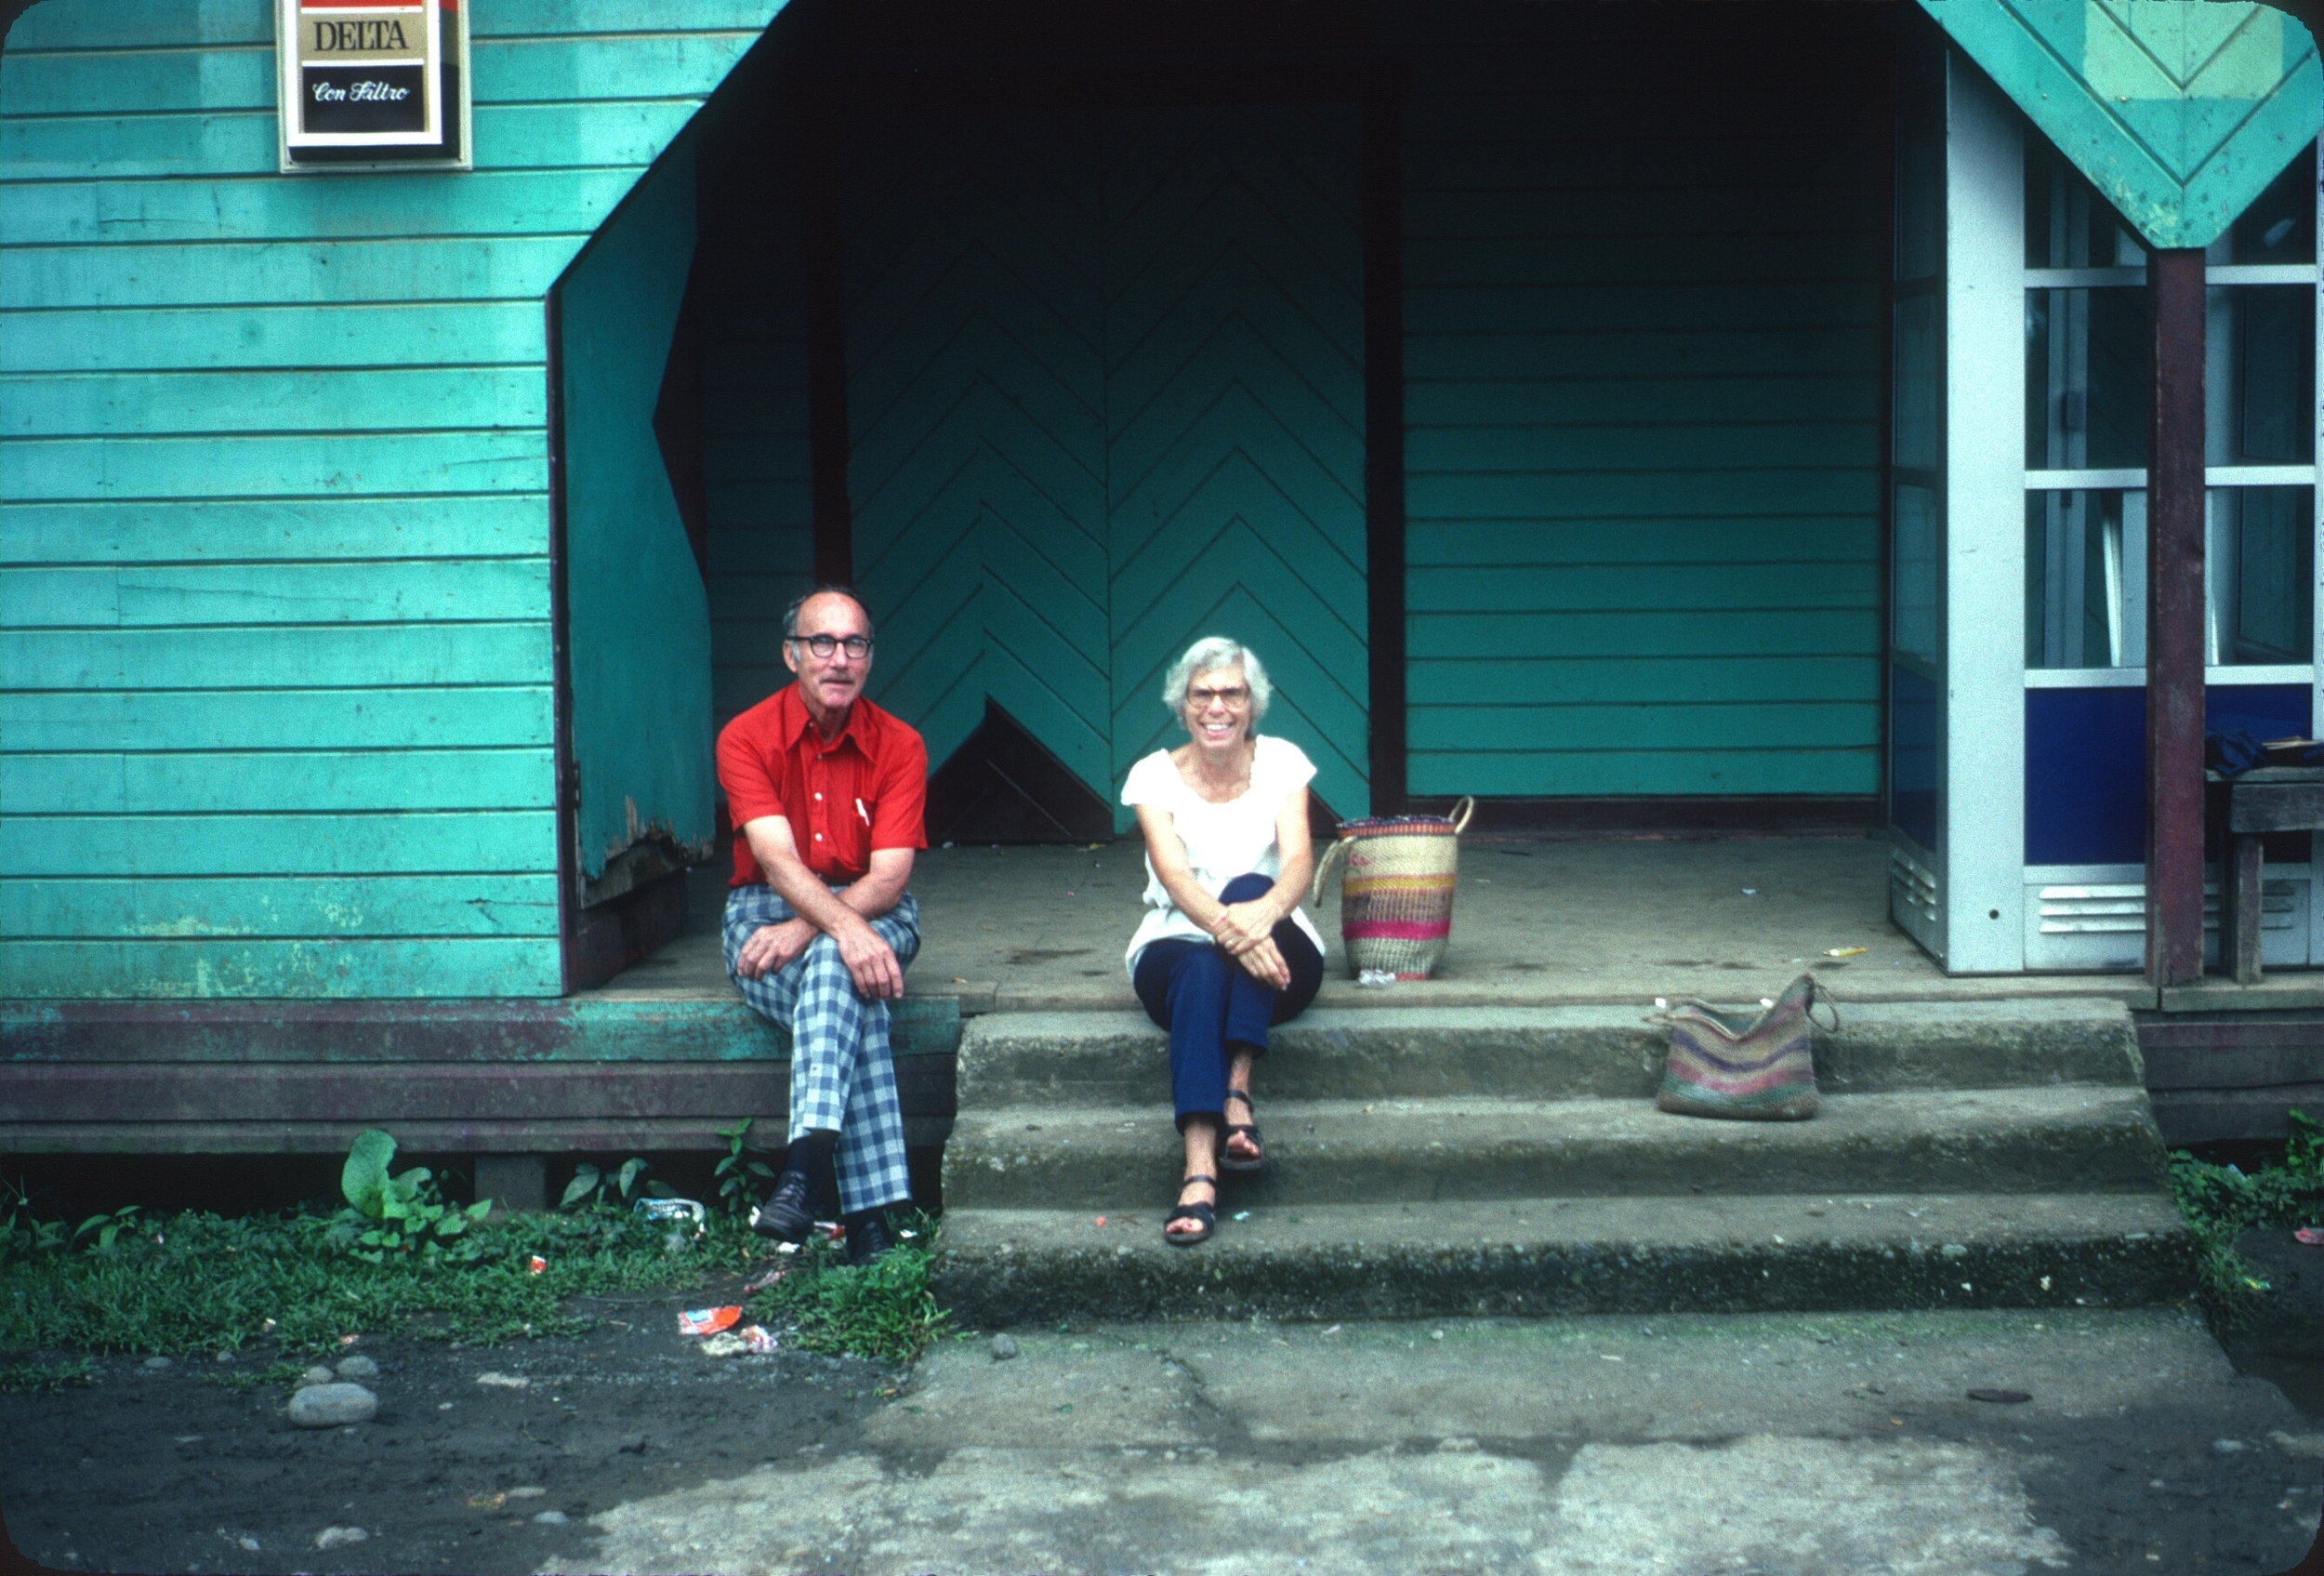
[2,0,2320,1162]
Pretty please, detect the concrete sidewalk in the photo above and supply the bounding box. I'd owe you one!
[548,1308,2322,1576]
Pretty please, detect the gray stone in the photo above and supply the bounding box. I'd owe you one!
[933,1193,2195,1326]
[532,1511,570,1525]
[990,1334,1019,1361]
[954,1000,2146,1109]
[334,1355,379,1380]
[944,1086,2168,1212]
[298,1365,337,1388]
[2212,1437,2248,1453]
[288,1384,378,1428]
[141,1356,171,1371]
[312,1527,367,1550]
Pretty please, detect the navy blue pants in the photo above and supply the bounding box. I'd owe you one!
[1132,873,1325,1131]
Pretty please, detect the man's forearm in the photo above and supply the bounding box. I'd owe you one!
[748,842,906,936]
[831,865,909,922]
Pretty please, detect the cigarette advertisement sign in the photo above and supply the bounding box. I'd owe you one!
[278,0,469,166]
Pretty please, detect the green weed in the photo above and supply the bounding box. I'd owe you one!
[713,1119,779,1223]
[0,1200,767,1358]
[330,1129,492,1264]
[196,1360,310,1395]
[745,1215,949,1364]
[2168,1109,2324,1322]
[0,1356,96,1393]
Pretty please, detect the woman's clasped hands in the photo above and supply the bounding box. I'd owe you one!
[1208,897,1292,988]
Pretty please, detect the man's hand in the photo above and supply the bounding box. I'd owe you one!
[735,917,816,979]
[837,923,905,1000]
[1231,934,1292,990]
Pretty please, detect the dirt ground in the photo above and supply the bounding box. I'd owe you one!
[5,1293,2324,1575]
[0,1273,905,1576]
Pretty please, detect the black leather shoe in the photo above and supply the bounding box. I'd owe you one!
[843,1211,893,1266]
[750,1172,814,1243]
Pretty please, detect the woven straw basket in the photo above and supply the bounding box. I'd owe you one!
[1309,797,1474,980]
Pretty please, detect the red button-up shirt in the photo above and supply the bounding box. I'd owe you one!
[716,685,928,886]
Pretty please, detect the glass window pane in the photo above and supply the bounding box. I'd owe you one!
[1894,293,1938,470]
[1895,481,1940,664]
[2211,486,2315,666]
[2026,488,2142,669]
[2206,285,2316,466]
[2025,145,2146,269]
[2227,142,2317,266]
[2026,286,2149,470]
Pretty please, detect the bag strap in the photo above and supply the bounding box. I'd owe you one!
[1806,975,1842,1033]
[1448,795,1476,834]
[1310,836,1352,908]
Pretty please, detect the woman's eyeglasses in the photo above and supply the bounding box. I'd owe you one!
[1185,685,1250,708]
[788,633,873,659]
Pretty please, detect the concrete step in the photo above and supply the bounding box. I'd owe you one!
[931,1191,2197,1326]
[957,1000,2146,1108]
[940,1085,2169,1211]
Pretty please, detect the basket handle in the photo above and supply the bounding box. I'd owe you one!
[1447,795,1476,834]
[1310,835,1352,909]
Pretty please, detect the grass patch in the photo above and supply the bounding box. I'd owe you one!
[745,1214,950,1365]
[0,1200,766,1359]
[0,1356,97,1393]
[2168,1110,2324,1324]
[196,1360,310,1395]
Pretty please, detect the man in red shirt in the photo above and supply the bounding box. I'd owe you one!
[716,587,928,1264]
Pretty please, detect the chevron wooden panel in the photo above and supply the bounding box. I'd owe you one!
[1103,106,1368,825]
[844,113,1114,801]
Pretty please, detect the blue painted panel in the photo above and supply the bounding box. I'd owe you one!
[1891,665,1939,853]
[559,141,716,884]
[2023,683,2313,865]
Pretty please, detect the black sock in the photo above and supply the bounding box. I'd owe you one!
[783,1128,838,1182]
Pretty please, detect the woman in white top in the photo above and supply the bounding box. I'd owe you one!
[1122,636,1326,1245]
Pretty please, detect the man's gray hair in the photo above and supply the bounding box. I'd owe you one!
[1161,636,1272,722]
[783,585,875,640]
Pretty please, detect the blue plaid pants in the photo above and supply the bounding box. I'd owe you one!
[721,883,921,1215]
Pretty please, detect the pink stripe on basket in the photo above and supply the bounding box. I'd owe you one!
[1345,920,1453,940]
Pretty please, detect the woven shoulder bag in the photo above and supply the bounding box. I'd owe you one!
[1645,972,1832,1121]
[1310,797,1474,980]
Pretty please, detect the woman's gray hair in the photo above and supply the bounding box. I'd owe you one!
[1161,636,1272,722]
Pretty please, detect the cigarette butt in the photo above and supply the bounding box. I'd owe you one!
[1824,947,1868,959]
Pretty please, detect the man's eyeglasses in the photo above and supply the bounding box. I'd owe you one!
[788,633,873,660]
[1186,685,1250,708]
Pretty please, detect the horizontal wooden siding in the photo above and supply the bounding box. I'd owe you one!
[1396,8,1889,799]
[0,0,775,998]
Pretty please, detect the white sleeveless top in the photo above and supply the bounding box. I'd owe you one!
[1119,735,1326,975]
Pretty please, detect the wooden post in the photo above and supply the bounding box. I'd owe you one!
[1362,91,1407,816]
[801,101,852,588]
[2146,247,2206,987]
